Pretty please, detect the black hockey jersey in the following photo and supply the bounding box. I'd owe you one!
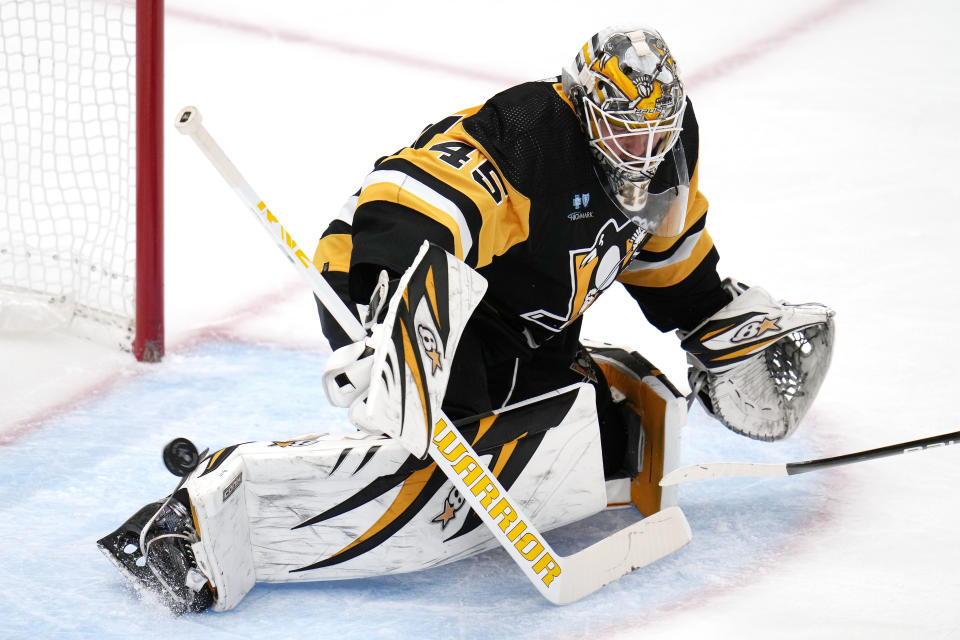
[313,80,728,350]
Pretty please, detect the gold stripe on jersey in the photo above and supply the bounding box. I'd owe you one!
[312,232,352,274]
[618,225,713,289]
[431,120,533,268]
[617,166,714,288]
[643,165,709,253]
[553,82,575,110]
[358,124,532,269]
[359,178,472,260]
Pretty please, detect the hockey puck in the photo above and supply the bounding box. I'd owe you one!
[162,437,200,477]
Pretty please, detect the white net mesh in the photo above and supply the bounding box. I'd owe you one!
[0,0,137,341]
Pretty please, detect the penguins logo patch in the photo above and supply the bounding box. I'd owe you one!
[417,324,443,374]
[521,218,645,332]
[431,487,466,530]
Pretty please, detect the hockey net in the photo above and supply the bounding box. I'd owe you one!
[0,0,163,360]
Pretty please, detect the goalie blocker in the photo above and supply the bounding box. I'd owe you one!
[98,342,686,613]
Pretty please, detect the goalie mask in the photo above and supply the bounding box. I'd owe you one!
[562,26,688,237]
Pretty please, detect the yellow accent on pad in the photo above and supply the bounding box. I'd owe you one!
[713,337,779,362]
[189,500,202,540]
[206,448,224,470]
[491,434,522,479]
[472,414,497,446]
[593,363,668,517]
[701,323,736,342]
[425,264,440,330]
[321,462,437,561]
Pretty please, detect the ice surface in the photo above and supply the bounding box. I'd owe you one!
[0,342,828,639]
[2,0,959,637]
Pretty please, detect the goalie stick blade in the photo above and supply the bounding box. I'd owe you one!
[551,506,691,605]
[659,462,788,486]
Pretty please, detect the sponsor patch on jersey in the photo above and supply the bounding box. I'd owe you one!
[568,192,594,220]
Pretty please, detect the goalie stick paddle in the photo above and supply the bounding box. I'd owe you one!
[660,429,960,486]
[174,108,692,604]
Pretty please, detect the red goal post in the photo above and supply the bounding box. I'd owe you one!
[0,0,164,362]
[135,0,163,362]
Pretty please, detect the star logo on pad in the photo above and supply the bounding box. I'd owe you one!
[757,317,781,335]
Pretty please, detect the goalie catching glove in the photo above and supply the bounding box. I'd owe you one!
[681,279,835,441]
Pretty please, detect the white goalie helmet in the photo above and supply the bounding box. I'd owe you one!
[562,26,688,237]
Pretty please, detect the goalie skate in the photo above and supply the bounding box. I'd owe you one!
[97,488,214,614]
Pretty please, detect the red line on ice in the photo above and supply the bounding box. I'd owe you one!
[684,0,867,88]
[1,0,864,459]
[165,7,518,87]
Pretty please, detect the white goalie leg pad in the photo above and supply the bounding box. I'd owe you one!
[184,451,256,612]
[172,384,609,614]
[350,242,488,456]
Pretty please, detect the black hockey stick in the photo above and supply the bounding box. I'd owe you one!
[660,430,960,486]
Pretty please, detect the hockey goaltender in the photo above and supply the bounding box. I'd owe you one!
[98,25,834,613]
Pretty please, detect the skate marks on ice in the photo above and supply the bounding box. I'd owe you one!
[0,342,829,638]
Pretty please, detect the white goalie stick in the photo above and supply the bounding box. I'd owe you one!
[660,429,960,486]
[174,107,365,343]
[175,105,692,605]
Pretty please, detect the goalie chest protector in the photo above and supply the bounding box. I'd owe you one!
[333,80,701,348]
[461,81,700,345]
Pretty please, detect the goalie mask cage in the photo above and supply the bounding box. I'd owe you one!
[0,0,164,361]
